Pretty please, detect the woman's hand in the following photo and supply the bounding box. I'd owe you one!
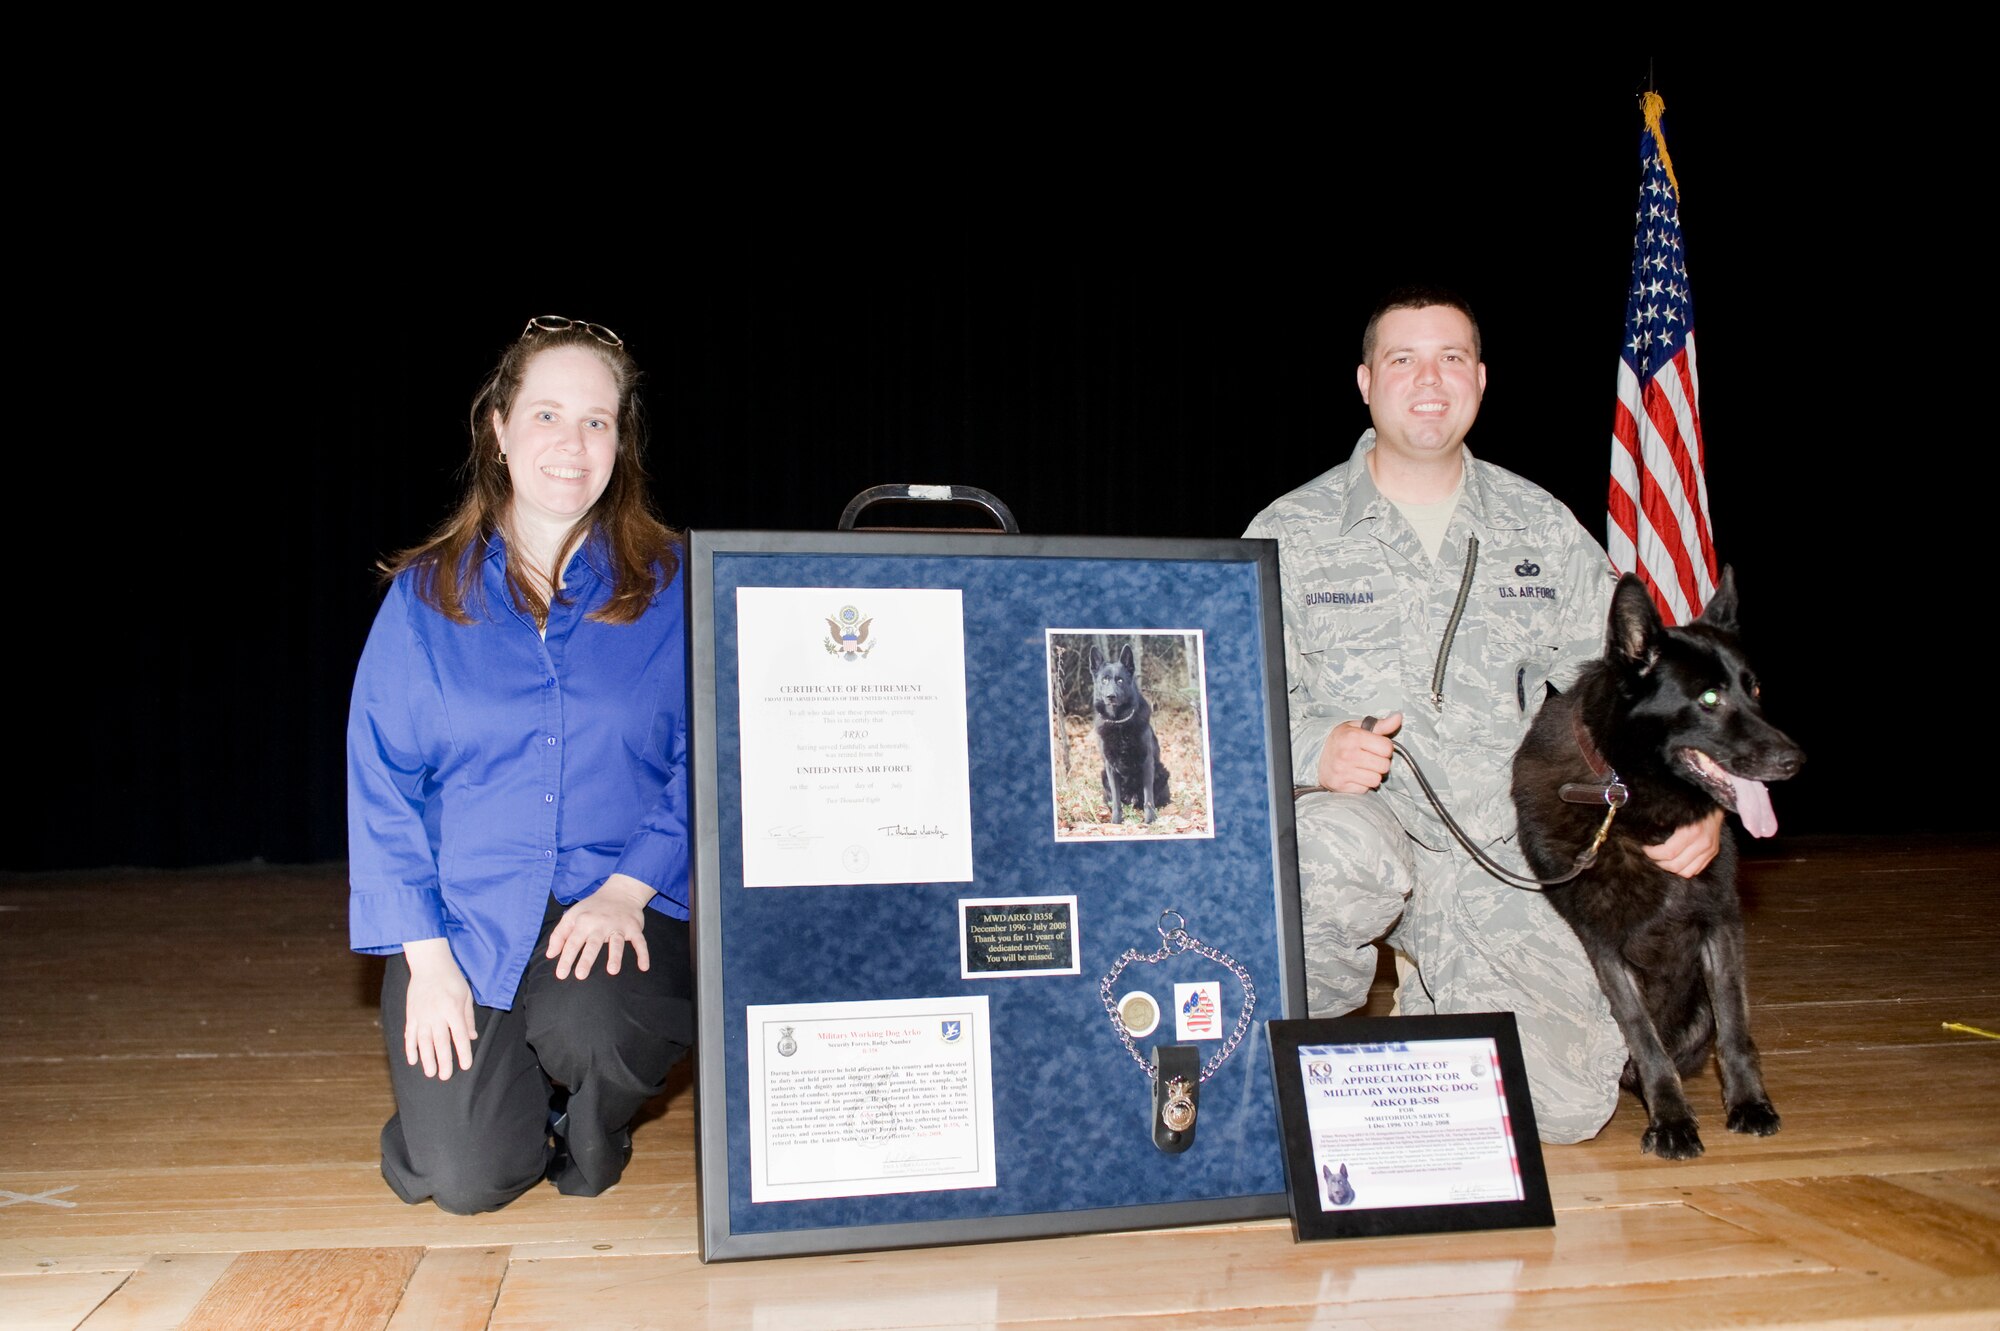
[402,938,476,1079]
[547,873,658,980]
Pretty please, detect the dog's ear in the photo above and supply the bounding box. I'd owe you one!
[1120,643,1136,672]
[1087,645,1104,672]
[1695,565,1740,632]
[1608,574,1663,671]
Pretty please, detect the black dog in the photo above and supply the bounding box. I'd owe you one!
[1511,568,1803,1159]
[1088,643,1171,824]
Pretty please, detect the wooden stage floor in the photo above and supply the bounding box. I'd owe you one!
[3,835,1997,1329]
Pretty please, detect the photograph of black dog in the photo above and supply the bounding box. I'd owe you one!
[1088,642,1172,824]
[1512,568,1804,1159]
[1046,632,1213,839]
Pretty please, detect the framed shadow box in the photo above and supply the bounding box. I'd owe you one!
[687,530,1305,1260]
[1267,1013,1555,1242]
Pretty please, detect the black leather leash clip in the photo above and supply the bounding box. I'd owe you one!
[1152,1044,1199,1153]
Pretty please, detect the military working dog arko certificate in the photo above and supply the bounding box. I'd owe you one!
[1268,1015,1551,1242]
[735,587,975,887]
[745,995,997,1203]
[1288,1031,1520,1207]
[1297,1036,1526,1211]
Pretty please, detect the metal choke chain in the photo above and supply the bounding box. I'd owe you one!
[1099,911,1256,1083]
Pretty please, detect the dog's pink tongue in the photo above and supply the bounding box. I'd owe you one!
[1732,775,1779,838]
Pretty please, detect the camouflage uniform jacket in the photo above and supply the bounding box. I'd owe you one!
[1245,431,1617,850]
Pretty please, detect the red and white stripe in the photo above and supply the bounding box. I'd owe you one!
[1492,1065,1525,1201]
[1609,331,1717,627]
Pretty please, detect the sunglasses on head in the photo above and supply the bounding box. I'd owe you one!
[520,315,623,348]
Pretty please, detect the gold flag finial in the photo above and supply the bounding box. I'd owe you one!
[1641,90,1682,200]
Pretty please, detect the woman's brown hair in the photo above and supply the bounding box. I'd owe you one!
[382,320,679,626]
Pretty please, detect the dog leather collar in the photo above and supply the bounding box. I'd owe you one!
[1560,711,1629,807]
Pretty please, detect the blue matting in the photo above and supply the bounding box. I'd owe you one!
[709,549,1288,1235]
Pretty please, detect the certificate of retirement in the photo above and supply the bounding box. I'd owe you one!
[736,587,975,887]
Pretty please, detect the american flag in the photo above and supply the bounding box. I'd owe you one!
[1608,91,1717,626]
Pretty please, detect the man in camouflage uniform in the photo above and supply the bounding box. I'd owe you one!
[1243,289,1721,1142]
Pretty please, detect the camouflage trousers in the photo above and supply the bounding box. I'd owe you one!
[1293,789,1627,1144]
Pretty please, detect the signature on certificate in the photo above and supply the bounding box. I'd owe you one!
[766,826,822,850]
[878,824,949,839]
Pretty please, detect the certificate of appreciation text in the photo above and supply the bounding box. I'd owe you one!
[1299,1038,1525,1211]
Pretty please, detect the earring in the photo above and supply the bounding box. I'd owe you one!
[499,451,508,465]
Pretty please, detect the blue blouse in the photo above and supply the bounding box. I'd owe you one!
[347,533,689,1009]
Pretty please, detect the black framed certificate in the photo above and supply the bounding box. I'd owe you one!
[688,530,1306,1260]
[1267,1014,1555,1241]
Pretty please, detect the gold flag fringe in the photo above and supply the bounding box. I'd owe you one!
[1641,90,1682,200]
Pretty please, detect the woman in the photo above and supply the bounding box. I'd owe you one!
[346,315,693,1213]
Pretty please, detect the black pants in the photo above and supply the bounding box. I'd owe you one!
[377,895,694,1214]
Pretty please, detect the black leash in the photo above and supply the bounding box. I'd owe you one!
[1296,716,1624,890]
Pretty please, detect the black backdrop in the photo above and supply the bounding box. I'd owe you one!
[19,63,1972,871]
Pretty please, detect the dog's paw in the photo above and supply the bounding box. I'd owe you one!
[1726,1100,1782,1136]
[1642,1117,1705,1160]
